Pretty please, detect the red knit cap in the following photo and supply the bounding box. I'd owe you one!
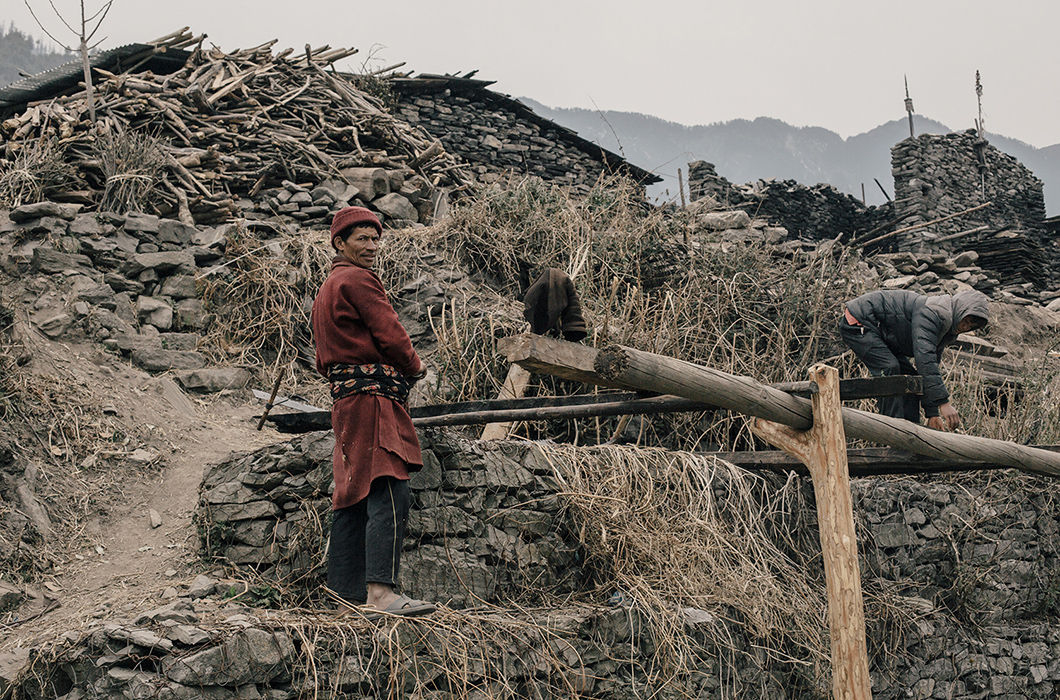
[330,206,382,239]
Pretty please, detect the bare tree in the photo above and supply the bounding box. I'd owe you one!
[23,1,115,123]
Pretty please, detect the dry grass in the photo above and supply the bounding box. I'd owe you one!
[540,443,831,691]
[197,172,1060,451]
[94,128,169,214]
[0,137,78,208]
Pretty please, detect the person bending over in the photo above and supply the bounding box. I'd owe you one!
[839,289,989,431]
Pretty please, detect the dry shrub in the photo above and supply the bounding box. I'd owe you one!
[93,128,168,214]
[0,137,78,208]
[540,443,831,691]
[199,223,333,384]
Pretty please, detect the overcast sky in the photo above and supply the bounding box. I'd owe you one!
[9,1,1059,148]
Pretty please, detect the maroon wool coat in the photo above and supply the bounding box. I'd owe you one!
[311,257,424,510]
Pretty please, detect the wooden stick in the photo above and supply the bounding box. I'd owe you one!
[750,365,872,699]
[498,334,1060,477]
[256,369,285,431]
[479,364,532,440]
[853,202,993,248]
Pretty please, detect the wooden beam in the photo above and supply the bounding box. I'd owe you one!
[751,365,872,699]
[707,446,1060,476]
[499,334,1060,478]
[266,376,922,434]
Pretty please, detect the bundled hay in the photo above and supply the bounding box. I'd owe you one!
[0,137,77,208]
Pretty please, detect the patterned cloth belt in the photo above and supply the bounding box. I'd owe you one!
[328,363,411,406]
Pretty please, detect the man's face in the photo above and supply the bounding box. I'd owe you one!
[956,317,984,334]
[333,225,380,269]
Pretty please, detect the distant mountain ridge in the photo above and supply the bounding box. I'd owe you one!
[519,98,1060,214]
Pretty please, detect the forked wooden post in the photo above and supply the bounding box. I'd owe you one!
[750,364,872,700]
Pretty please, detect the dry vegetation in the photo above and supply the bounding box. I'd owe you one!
[199,173,1060,451]
[0,308,158,583]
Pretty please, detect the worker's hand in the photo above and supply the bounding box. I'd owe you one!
[926,416,947,431]
[938,402,960,430]
[408,368,427,385]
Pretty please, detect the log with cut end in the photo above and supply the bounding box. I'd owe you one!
[592,342,1060,478]
[498,334,1060,478]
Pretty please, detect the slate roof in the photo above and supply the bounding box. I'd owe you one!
[392,73,662,185]
[0,43,190,117]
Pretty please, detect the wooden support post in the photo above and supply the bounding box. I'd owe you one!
[479,364,532,440]
[750,365,872,700]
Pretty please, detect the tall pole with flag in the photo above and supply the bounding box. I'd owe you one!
[975,70,985,137]
[904,75,915,139]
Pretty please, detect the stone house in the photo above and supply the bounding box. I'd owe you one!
[391,73,660,191]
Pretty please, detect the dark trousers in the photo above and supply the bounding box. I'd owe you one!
[838,319,921,423]
[327,476,410,603]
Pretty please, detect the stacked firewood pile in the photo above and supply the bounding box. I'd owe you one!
[0,29,473,227]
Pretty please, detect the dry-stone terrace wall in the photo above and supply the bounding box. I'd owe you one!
[394,86,634,192]
[198,430,583,609]
[195,432,1060,699]
[686,160,891,241]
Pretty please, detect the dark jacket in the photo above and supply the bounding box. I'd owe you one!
[845,289,990,410]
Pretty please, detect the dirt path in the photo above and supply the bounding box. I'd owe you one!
[3,338,286,650]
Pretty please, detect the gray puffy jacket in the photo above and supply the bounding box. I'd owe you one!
[845,289,990,412]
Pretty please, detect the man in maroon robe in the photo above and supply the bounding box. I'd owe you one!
[312,206,434,618]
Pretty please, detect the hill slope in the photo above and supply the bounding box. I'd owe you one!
[520,98,1060,213]
[0,24,72,89]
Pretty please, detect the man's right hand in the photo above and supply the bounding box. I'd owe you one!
[928,402,960,431]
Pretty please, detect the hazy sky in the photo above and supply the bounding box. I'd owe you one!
[8,1,1059,148]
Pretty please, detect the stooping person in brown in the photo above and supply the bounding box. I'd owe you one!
[311,206,434,619]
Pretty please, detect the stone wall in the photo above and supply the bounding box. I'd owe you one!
[394,86,641,192]
[197,431,582,609]
[890,131,1053,287]
[891,131,1047,240]
[686,160,891,241]
[195,433,1060,698]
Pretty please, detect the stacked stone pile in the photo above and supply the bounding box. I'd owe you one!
[685,160,891,242]
[891,131,1047,240]
[0,202,252,392]
[249,169,437,230]
[393,82,651,192]
[890,132,1056,287]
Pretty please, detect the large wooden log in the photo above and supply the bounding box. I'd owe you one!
[751,365,872,699]
[498,334,1060,478]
